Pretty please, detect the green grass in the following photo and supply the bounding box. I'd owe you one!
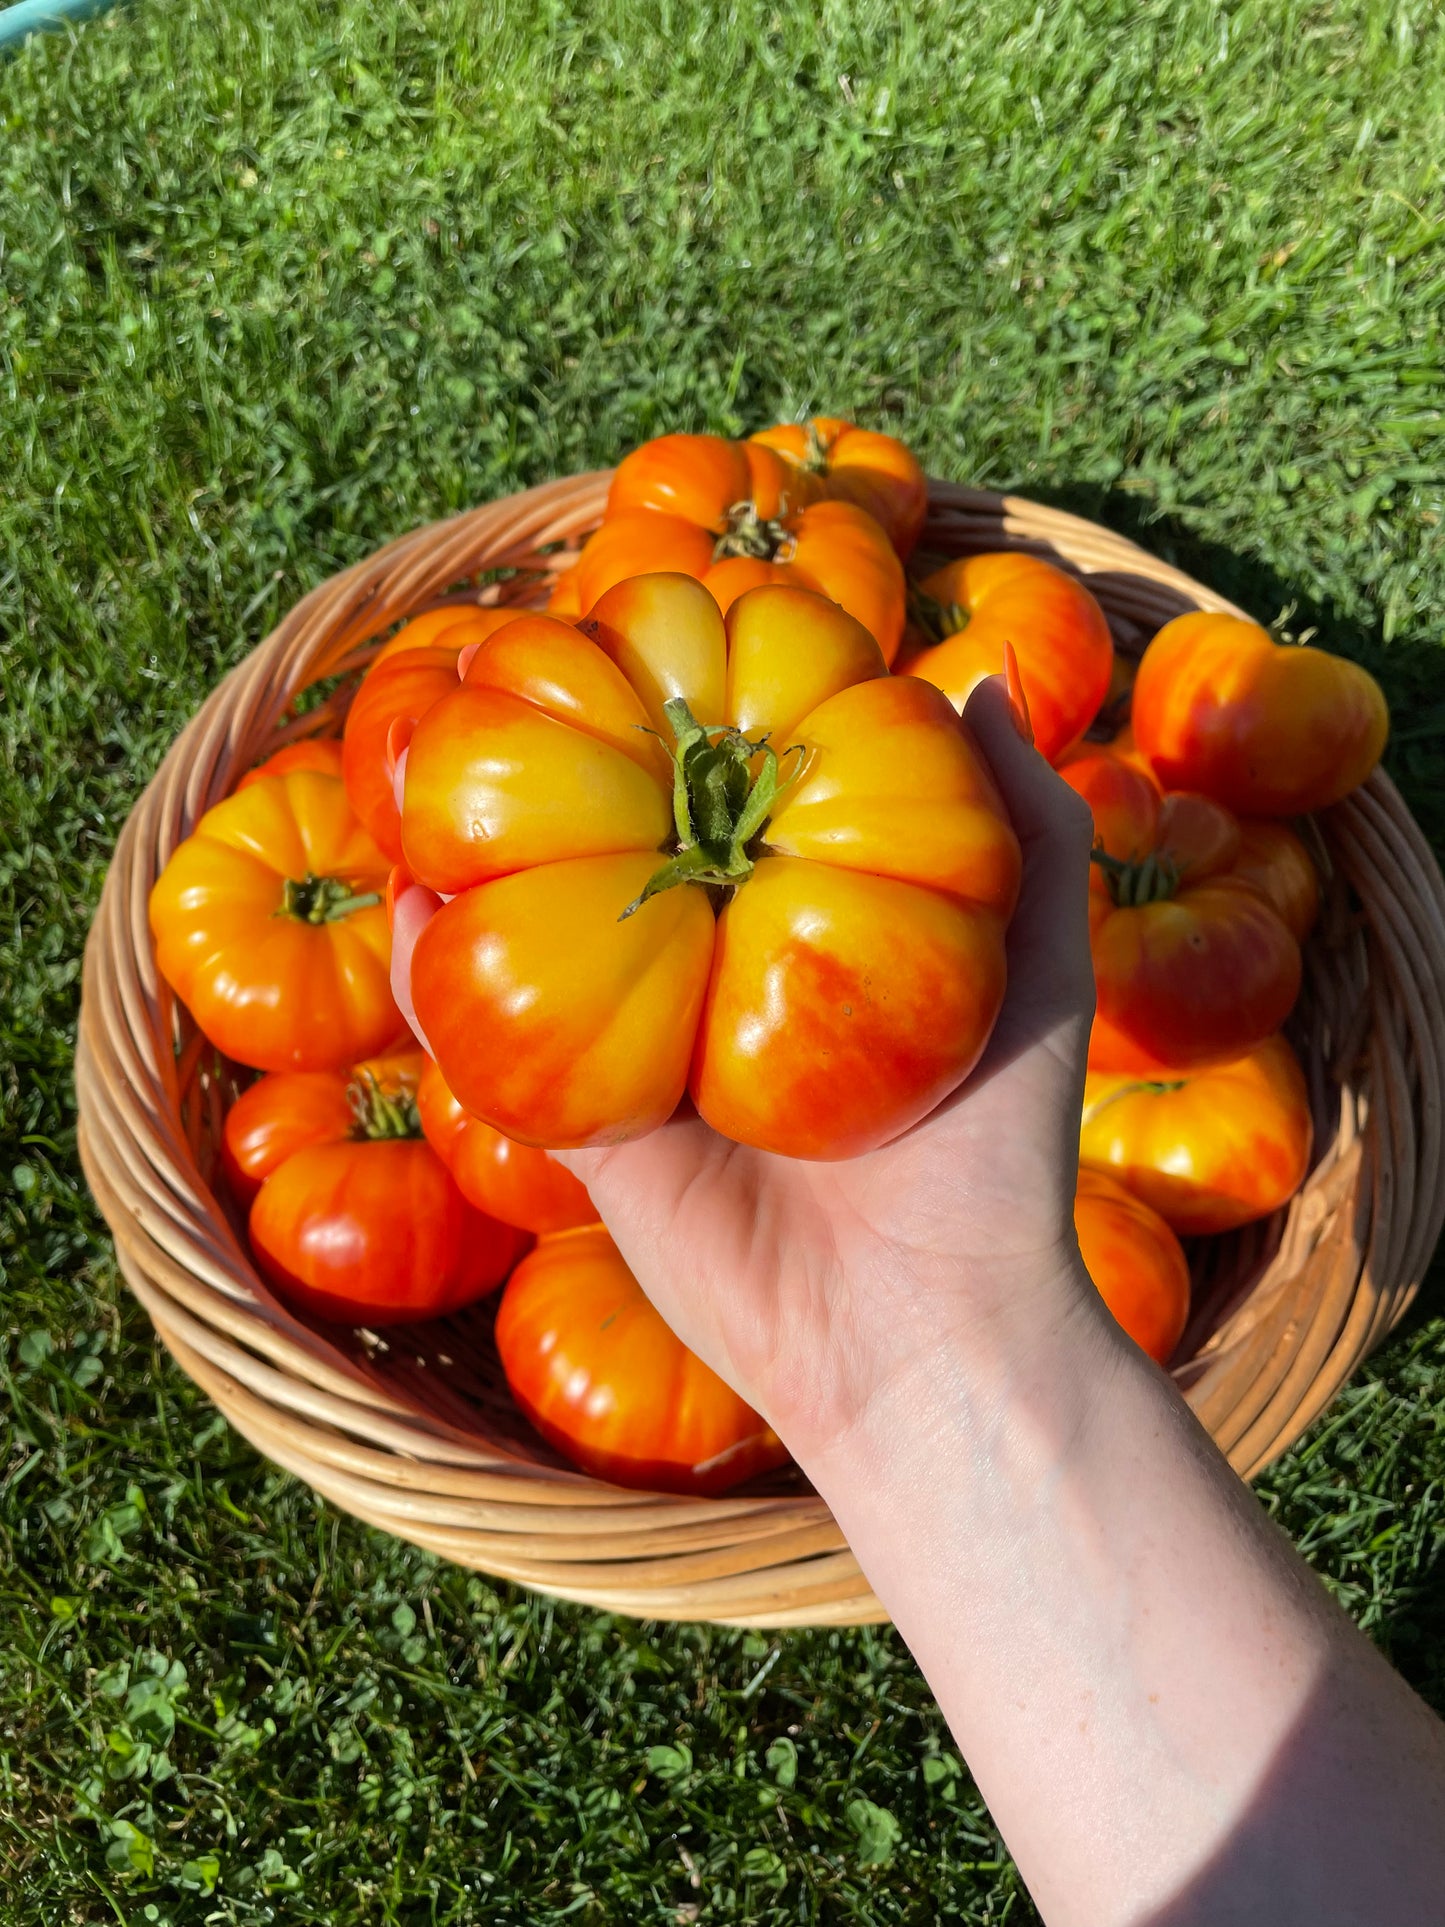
[3,0,1445,1919]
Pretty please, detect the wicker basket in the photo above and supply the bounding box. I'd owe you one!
[74,475,1445,1628]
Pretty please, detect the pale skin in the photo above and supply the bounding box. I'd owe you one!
[394,679,1445,1925]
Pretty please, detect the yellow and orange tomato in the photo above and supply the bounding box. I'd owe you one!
[1075,1168,1191,1365]
[750,415,928,557]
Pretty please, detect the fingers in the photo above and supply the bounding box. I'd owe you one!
[388,877,441,1058]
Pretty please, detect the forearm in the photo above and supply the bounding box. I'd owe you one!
[800,1271,1445,1926]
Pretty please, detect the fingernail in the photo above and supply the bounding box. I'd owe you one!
[1003,641,1034,746]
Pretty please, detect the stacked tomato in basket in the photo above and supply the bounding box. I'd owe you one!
[149,419,1389,1494]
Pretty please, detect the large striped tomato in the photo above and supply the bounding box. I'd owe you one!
[495,1224,787,1493]
[749,416,928,557]
[224,1050,528,1325]
[1063,750,1301,1074]
[1080,1035,1313,1234]
[416,1055,596,1234]
[1131,612,1388,814]
[400,575,1020,1159]
[149,771,403,1073]
[901,553,1113,764]
[571,433,906,662]
[1074,1168,1190,1365]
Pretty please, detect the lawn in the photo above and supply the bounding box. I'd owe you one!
[3,0,1445,1920]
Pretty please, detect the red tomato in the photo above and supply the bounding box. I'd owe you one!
[236,739,346,791]
[1080,1034,1313,1234]
[343,648,460,862]
[1131,611,1388,814]
[401,576,1021,1158]
[1229,819,1321,944]
[901,553,1114,764]
[571,432,907,661]
[149,771,403,1073]
[494,1224,788,1493]
[749,416,929,557]
[1063,750,1301,1074]
[416,1056,596,1234]
[226,1050,528,1325]
[1074,1168,1190,1364]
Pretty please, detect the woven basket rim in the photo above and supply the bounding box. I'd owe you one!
[74,470,1445,1626]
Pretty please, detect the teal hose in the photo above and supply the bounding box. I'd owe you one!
[0,0,117,53]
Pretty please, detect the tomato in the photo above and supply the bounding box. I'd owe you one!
[547,568,584,618]
[372,604,525,669]
[1080,1034,1313,1235]
[150,771,404,1073]
[1063,750,1301,1074]
[1074,1168,1190,1364]
[416,1055,596,1233]
[1229,819,1321,944]
[236,739,346,791]
[495,1224,788,1493]
[749,416,929,557]
[343,648,461,862]
[571,433,906,661]
[901,553,1114,764]
[1131,611,1389,814]
[401,575,1020,1158]
[225,1049,527,1325]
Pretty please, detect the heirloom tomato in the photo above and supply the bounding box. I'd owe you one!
[1080,1034,1313,1235]
[901,553,1113,764]
[1074,1168,1190,1365]
[1063,749,1301,1075]
[1131,611,1388,814]
[372,604,525,669]
[225,1049,527,1325]
[344,648,462,861]
[149,771,403,1073]
[401,575,1020,1158]
[572,432,906,661]
[417,1055,596,1234]
[749,416,928,557]
[494,1223,788,1493]
[1229,819,1321,944]
[237,738,346,790]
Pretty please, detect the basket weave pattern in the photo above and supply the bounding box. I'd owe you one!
[75,476,1445,1627]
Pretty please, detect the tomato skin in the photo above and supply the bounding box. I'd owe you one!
[1230,819,1321,944]
[1074,1169,1190,1364]
[1131,612,1389,814]
[901,553,1114,764]
[149,771,403,1073]
[750,416,929,557]
[230,1054,527,1325]
[576,433,906,662]
[237,739,346,791]
[343,648,460,862]
[416,1056,596,1233]
[1081,1034,1313,1234]
[495,1225,788,1493]
[372,605,525,668]
[402,576,1019,1157]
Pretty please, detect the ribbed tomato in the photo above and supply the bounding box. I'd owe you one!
[399,575,1020,1158]
[1229,819,1321,944]
[149,771,403,1073]
[372,604,528,669]
[1131,611,1388,814]
[1080,1034,1313,1234]
[1062,749,1301,1074]
[343,648,461,862]
[416,1055,596,1234]
[901,553,1114,764]
[569,433,906,662]
[749,416,928,557]
[236,739,346,791]
[494,1224,788,1493]
[1074,1168,1190,1365]
[224,1050,528,1325]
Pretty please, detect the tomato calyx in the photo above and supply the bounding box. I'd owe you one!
[1080,1077,1189,1128]
[713,500,795,564]
[906,582,966,644]
[347,1069,422,1142]
[278,873,383,924]
[620,698,799,920]
[1091,847,1181,908]
[798,420,833,475]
